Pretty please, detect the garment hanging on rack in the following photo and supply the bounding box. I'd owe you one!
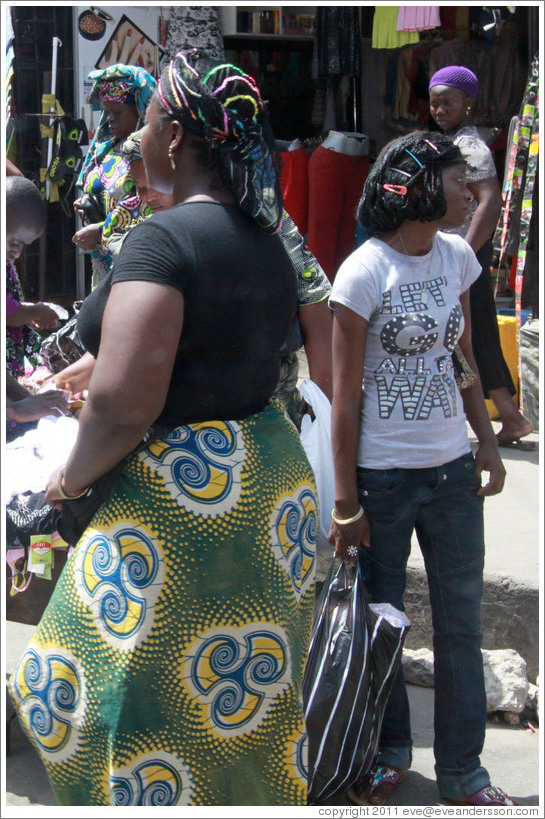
[164,7,224,61]
[397,6,441,32]
[372,7,419,49]
[313,7,362,77]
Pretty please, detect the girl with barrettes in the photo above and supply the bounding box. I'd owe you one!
[328,131,514,807]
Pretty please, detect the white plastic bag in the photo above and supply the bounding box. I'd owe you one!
[299,379,335,539]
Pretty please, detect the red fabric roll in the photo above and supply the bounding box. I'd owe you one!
[307,146,370,281]
[280,147,309,235]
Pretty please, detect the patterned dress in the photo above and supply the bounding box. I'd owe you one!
[6,261,43,377]
[80,146,137,288]
[9,402,317,806]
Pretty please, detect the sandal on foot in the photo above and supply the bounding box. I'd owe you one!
[445,786,516,806]
[348,765,407,806]
[496,437,536,451]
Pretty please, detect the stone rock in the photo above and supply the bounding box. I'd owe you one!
[482,649,529,713]
[526,682,539,712]
[402,647,530,714]
[402,647,434,687]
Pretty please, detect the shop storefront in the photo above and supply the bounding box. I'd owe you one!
[5,4,540,311]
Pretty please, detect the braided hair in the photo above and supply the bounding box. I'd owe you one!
[358,131,465,236]
[156,49,283,232]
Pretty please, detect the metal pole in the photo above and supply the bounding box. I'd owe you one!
[45,36,62,200]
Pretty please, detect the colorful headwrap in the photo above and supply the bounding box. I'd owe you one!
[97,79,136,106]
[157,48,283,232]
[121,128,144,163]
[429,65,479,100]
[78,64,157,187]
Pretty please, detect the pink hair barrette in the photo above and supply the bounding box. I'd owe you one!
[383,183,408,195]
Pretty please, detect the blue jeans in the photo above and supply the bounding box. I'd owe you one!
[357,452,490,800]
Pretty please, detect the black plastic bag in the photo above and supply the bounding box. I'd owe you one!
[39,302,86,374]
[6,491,60,548]
[57,460,125,546]
[303,558,410,804]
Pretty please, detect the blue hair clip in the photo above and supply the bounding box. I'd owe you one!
[404,148,424,167]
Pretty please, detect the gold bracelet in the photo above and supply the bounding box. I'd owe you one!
[331,505,364,526]
[57,468,90,500]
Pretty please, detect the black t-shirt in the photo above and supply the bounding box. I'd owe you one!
[77,202,297,426]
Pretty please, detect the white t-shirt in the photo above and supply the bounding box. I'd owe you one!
[330,232,481,469]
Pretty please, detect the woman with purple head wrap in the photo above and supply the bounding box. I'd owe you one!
[429,65,534,448]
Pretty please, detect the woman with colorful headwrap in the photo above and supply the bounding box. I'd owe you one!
[429,65,534,448]
[10,50,317,806]
[73,64,156,288]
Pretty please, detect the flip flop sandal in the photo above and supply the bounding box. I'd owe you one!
[444,785,516,806]
[497,437,537,451]
[348,765,407,806]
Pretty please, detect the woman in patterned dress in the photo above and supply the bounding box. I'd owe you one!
[10,50,317,806]
[72,64,156,288]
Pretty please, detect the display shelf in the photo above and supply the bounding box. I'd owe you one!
[220,6,315,38]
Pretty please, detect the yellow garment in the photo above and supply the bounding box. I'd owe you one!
[372,6,419,49]
[39,94,66,202]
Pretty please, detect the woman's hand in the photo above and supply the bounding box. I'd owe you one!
[328,514,370,565]
[73,197,84,218]
[474,441,506,496]
[7,390,69,423]
[27,302,60,330]
[45,466,65,510]
[73,224,101,252]
[53,352,96,394]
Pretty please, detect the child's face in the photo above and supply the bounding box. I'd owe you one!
[6,222,43,263]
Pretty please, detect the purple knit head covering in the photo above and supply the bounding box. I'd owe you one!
[429,66,479,100]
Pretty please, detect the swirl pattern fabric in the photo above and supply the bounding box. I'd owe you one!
[9,402,317,806]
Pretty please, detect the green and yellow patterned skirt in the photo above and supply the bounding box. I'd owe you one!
[9,402,317,806]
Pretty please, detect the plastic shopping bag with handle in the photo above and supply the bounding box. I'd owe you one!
[299,379,334,539]
[303,557,411,804]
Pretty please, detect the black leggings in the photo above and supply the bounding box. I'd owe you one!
[470,239,516,398]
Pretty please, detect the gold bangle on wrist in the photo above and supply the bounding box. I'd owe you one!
[57,468,90,500]
[331,505,364,526]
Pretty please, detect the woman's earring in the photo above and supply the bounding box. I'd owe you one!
[169,150,176,170]
[466,106,472,116]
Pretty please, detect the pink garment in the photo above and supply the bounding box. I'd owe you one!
[397,6,441,32]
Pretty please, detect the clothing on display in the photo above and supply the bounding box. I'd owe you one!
[307,132,370,282]
[279,144,309,236]
[313,7,362,77]
[372,6,419,49]
[512,56,539,324]
[164,6,225,62]
[397,6,441,33]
